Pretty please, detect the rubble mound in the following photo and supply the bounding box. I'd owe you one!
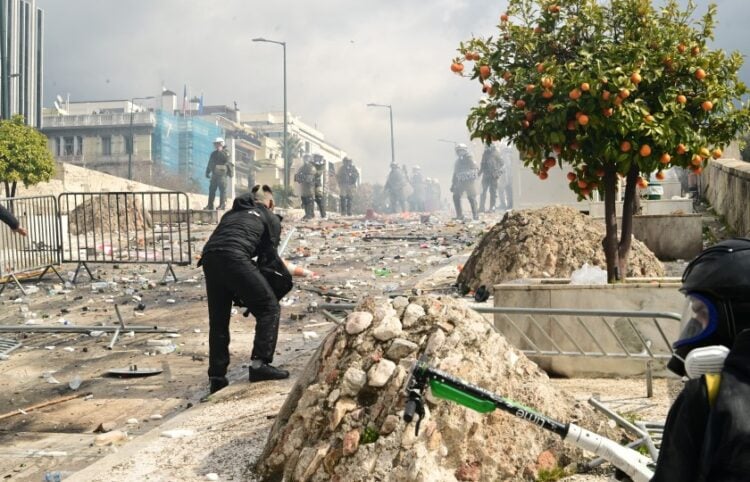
[68,195,152,235]
[458,206,664,290]
[256,295,611,481]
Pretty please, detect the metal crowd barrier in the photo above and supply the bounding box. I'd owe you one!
[57,192,192,282]
[0,195,64,294]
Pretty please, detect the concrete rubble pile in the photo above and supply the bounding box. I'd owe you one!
[256,295,612,481]
[68,195,152,235]
[458,206,665,290]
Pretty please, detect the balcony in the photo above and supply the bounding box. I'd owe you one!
[42,112,157,129]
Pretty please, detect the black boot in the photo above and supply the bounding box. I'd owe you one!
[453,197,464,220]
[315,196,326,218]
[340,198,346,215]
[302,197,313,220]
[469,197,479,221]
[346,198,353,216]
[249,363,290,382]
[209,376,228,394]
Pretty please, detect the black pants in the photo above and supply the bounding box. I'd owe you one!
[207,174,227,209]
[202,252,280,378]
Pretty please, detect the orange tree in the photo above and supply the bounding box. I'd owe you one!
[454,0,750,281]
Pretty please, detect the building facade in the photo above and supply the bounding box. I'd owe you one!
[0,0,43,127]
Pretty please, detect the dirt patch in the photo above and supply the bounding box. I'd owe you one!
[458,206,664,290]
[256,295,619,481]
[68,195,152,235]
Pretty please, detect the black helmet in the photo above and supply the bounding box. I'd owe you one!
[668,238,750,376]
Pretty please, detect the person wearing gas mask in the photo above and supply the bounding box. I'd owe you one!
[295,154,316,220]
[450,143,479,220]
[652,238,750,481]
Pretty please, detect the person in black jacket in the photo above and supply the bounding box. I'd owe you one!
[0,205,27,236]
[204,137,232,210]
[652,238,750,481]
[200,187,288,394]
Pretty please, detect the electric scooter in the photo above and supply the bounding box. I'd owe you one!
[403,358,655,482]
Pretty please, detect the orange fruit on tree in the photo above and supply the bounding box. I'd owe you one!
[595,168,605,177]
[691,154,703,166]
[538,170,549,180]
[479,65,491,79]
[543,157,556,168]
[676,94,687,104]
[548,4,561,13]
[464,52,473,61]
[639,144,652,157]
[644,115,655,124]
[541,76,554,88]
[526,83,536,93]
[695,68,707,80]
[569,88,582,100]
[534,26,543,34]
[577,114,589,126]
[547,104,556,112]
[515,99,526,109]
[536,63,545,73]
[699,147,710,158]
[577,179,588,189]
[678,43,687,53]
[676,144,687,155]
[500,13,509,22]
[630,72,642,85]
[567,120,577,130]
[621,140,632,152]
[712,148,722,159]
[613,96,623,106]
[581,82,590,92]
[701,101,713,111]
[619,88,630,99]
[567,172,577,182]
[451,62,464,73]
[522,119,531,129]
[660,153,671,164]
[637,177,649,189]
[691,46,701,56]
[581,188,591,197]
[601,90,611,101]
[502,71,512,81]
[655,171,665,181]
[525,111,534,121]
[542,89,554,99]
[603,107,613,117]
[692,166,703,175]
[569,141,580,150]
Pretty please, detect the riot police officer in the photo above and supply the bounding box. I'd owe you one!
[450,144,479,220]
[311,154,327,218]
[295,155,316,220]
[205,137,232,210]
[479,144,503,213]
[409,166,426,212]
[384,162,409,213]
[336,157,359,216]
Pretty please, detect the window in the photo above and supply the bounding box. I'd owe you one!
[55,138,61,156]
[101,136,112,156]
[63,137,74,156]
[124,135,133,155]
[76,136,83,155]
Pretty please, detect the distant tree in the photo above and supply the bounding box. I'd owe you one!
[279,134,304,167]
[456,0,750,282]
[0,115,55,198]
[272,183,296,208]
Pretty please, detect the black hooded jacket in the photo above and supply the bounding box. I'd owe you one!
[652,329,750,481]
[201,193,281,261]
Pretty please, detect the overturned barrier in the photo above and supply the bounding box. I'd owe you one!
[0,195,64,294]
[57,192,192,282]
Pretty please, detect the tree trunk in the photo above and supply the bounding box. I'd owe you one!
[617,164,640,278]
[3,181,8,198]
[10,180,16,198]
[602,164,620,282]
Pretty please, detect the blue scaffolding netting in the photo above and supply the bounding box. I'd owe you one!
[152,110,223,193]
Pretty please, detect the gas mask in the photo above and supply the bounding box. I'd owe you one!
[668,293,720,377]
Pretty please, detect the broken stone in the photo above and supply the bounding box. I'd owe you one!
[340,367,367,396]
[205,474,219,481]
[345,311,373,335]
[385,338,418,361]
[380,414,400,435]
[455,461,481,481]
[536,450,557,472]
[94,421,116,433]
[401,303,425,328]
[329,398,358,431]
[424,329,446,355]
[161,429,194,439]
[367,359,396,387]
[342,429,360,456]
[372,314,402,341]
[94,430,127,446]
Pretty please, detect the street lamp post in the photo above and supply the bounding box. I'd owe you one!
[128,96,154,181]
[252,37,288,202]
[367,103,395,165]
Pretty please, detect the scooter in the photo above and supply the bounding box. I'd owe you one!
[403,358,655,482]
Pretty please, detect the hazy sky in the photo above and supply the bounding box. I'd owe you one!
[37,0,749,189]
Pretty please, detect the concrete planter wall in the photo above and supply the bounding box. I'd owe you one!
[587,198,693,217]
[493,279,683,377]
[702,158,750,237]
